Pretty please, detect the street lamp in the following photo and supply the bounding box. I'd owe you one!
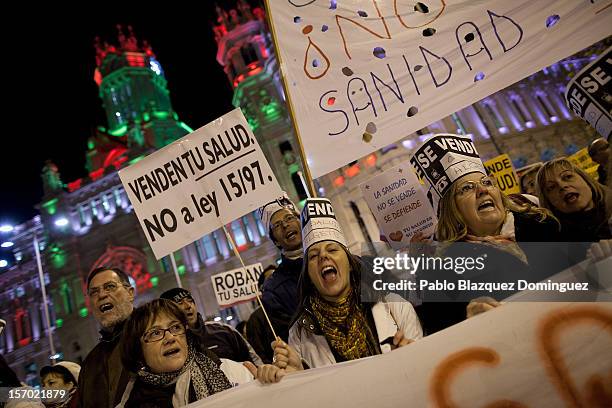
[1,222,57,363]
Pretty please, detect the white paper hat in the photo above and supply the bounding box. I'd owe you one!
[258,192,297,235]
[300,198,348,252]
[409,133,486,211]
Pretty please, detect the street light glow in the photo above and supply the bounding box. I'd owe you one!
[0,260,8,268]
[1,241,13,248]
[0,225,14,233]
[54,217,69,227]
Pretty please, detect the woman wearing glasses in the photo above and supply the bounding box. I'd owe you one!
[417,171,559,333]
[116,299,284,407]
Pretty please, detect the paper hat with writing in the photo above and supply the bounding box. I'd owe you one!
[258,192,297,233]
[300,198,348,252]
[160,287,193,303]
[409,133,486,210]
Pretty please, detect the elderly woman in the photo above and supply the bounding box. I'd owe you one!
[116,299,283,407]
[273,198,423,371]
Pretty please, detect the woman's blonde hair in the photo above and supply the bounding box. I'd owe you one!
[536,157,605,216]
[436,173,555,242]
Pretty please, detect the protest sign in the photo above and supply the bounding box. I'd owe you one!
[210,263,263,307]
[266,1,611,178]
[197,302,612,408]
[484,153,520,194]
[409,133,485,211]
[360,163,435,249]
[568,147,600,181]
[118,108,283,259]
[565,46,611,139]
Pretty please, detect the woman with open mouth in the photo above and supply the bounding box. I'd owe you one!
[537,158,612,244]
[411,169,562,334]
[116,299,285,407]
[271,198,423,371]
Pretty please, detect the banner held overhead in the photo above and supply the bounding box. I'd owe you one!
[119,108,283,259]
[266,1,611,178]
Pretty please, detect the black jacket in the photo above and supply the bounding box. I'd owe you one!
[416,211,564,335]
[77,322,130,408]
[261,255,303,341]
[190,313,258,364]
[246,306,277,364]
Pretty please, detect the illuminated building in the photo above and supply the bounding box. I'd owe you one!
[0,6,605,381]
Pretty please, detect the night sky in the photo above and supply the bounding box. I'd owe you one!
[1,3,244,226]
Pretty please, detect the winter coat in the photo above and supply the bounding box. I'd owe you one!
[190,314,262,365]
[77,322,130,408]
[115,359,252,408]
[416,209,567,335]
[246,306,277,364]
[289,294,423,369]
[261,255,303,342]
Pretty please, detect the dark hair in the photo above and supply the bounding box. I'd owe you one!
[121,298,188,373]
[291,243,379,327]
[40,365,76,386]
[87,267,131,289]
[0,354,21,387]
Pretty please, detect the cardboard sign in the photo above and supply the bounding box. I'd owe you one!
[195,302,612,408]
[118,109,283,259]
[568,147,600,181]
[360,163,436,249]
[484,153,520,194]
[409,134,485,211]
[565,46,611,138]
[267,0,611,178]
[210,263,263,307]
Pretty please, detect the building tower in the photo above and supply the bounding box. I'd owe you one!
[93,25,192,157]
[213,2,308,204]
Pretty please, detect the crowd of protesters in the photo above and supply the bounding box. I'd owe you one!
[1,134,609,408]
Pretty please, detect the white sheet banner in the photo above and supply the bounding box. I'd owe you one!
[267,0,612,177]
[360,162,435,248]
[211,263,263,307]
[118,108,283,259]
[195,302,612,407]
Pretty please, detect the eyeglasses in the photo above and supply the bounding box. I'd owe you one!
[142,322,186,343]
[175,297,194,306]
[271,214,298,231]
[455,176,496,197]
[87,281,129,298]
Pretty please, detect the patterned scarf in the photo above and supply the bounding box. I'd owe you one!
[464,212,528,264]
[137,340,231,405]
[309,292,379,362]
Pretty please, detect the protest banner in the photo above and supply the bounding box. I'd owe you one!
[197,301,612,408]
[568,147,600,181]
[210,263,263,307]
[565,46,611,139]
[118,108,283,259]
[484,153,520,194]
[360,162,435,249]
[266,1,611,178]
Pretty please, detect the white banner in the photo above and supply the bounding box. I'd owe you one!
[267,0,612,177]
[210,263,263,307]
[196,302,612,407]
[118,109,283,259]
[360,162,435,249]
[565,46,612,139]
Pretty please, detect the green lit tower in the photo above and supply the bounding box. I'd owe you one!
[214,2,308,203]
[93,25,192,156]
